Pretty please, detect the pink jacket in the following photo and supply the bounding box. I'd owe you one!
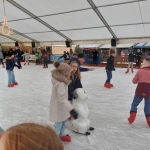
[132,68,150,98]
[50,70,73,122]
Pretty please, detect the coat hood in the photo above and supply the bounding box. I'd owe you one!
[51,69,71,85]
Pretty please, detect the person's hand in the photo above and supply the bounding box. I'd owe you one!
[113,68,115,71]
[73,91,78,99]
[70,109,78,119]
[106,70,109,73]
[88,68,94,71]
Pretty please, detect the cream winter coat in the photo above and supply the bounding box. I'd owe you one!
[50,70,73,122]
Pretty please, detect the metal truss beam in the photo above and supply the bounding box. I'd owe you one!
[87,0,117,39]
[6,0,72,41]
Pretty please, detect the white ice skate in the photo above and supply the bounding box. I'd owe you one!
[72,88,94,135]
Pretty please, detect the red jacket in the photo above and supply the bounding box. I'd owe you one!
[132,68,150,98]
[42,53,47,58]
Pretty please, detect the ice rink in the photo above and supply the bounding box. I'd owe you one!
[0,63,150,150]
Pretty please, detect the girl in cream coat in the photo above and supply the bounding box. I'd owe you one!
[50,62,78,142]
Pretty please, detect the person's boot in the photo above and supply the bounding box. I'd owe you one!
[128,112,136,124]
[60,135,71,142]
[28,62,30,65]
[109,83,114,87]
[24,63,26,66]
[8,84,14,87]
[146,116,150,126]
[131,68,134,73]
[125,69,129,74]
[13,82,18,85]
[104,83,111,88]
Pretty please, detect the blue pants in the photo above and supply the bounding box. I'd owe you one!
[7,70,15,86]
[106,71,112,83]
[130,95,150,116]
[54,120,67,137]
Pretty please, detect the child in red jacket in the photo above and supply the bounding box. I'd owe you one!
[128,56,150,126]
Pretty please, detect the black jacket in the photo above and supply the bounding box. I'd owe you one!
[70,57,88,72]
[128,53,135,62]
[6,58,19,71]
[58,53,70,61]
[105,55,115,71]
[68,75,82,101]
[135,52,142,60]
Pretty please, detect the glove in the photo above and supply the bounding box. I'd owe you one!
[113,68,115,71]
[18,66,20,69]
[70,109,78,120]
[106,70,109,73]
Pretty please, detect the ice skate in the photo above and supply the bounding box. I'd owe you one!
[8,84,14,87]
[146,116,150,126]
[24,63,26,66]
[13,82,18,85]
[109,83,114,87]
[60,134,71,142]
[131,69,134,73]
[104,83,111,88]
[128,112,136,124]
[125,69,129,74]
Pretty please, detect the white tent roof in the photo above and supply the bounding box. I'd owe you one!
[100,44,111,49]
[0,0,149,43]
[116,43,134,48]
[79,44,101,48]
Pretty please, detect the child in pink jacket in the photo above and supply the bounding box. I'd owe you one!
[50,62,78,143]
[128,56,150,126]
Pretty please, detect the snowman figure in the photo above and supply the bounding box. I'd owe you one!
[72,88,94,135]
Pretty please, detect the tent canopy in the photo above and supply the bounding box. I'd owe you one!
[0,0,149,43]
[133,43,146,49]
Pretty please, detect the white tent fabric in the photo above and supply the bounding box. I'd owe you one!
[100,44,111,49]
[0,0,149,43]
[79,44,101,48]
[116,43,134,48]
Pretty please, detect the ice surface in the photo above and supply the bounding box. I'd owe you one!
[0,63,150,150]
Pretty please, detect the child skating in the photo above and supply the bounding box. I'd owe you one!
[125,51,135,73]
[35,52,39,65]
[104,49,116,88]
[128,56,150,126]
[22,51,30,65]
[50,62,78,142]
[68,61,82,104]
[6,51,20,87]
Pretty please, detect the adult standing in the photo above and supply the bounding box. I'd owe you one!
[135,49,142,69]
[15,46,22,69]
[99,50,104,66]
[0,46,5,68]
[92,49,99,66]
[42,50,48,68]
[70,53,94,72]
[58,51,70,63]
[69,49,73,60]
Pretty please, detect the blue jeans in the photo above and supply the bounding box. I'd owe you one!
[130,95,150,116]
[7,70,15,85]
[54,120,67,137]
[106,71,112,83]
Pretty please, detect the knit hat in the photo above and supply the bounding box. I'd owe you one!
[141,56,150,68]
[54,62,72,75]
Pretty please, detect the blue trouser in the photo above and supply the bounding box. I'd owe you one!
[130,95,150,116]
[54,120,67,137]
[106,71,112,83]
[7,70,15,86]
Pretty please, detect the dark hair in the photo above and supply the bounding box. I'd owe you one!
[110,50,116,54]
[78,53,85,58]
